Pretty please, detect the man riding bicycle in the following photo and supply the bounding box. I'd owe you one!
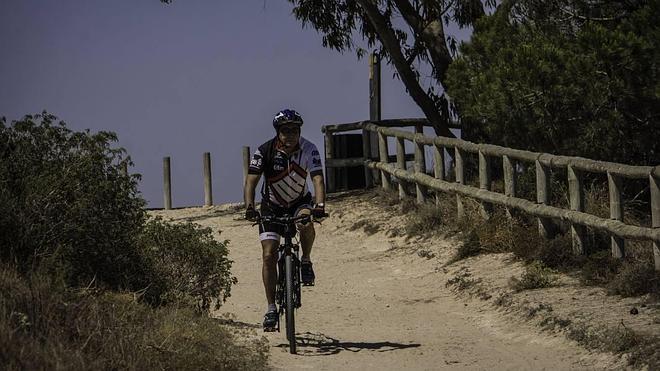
[243,109,326,331]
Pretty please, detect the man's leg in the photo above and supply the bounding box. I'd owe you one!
[261,239,279,305]
[296,208,316,285]
[261,238,279,329]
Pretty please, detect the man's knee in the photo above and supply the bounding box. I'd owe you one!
[261,241,278,265]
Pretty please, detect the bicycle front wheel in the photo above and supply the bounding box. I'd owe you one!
[285,254,296,354]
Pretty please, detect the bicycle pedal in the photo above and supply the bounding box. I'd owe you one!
[263,326,277,332]
[302,281,315,286]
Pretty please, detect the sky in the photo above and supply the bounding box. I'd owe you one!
[0,0,469,208]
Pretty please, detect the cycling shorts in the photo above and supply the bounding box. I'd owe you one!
[259,193,312,241]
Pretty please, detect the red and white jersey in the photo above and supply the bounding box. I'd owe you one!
[248,136,323,207]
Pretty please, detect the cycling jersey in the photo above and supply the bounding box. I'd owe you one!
[248,136,323,208]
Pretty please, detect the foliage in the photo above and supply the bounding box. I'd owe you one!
[446,0,660,165]
[137,217,237,312]
[0,266,268,371]
[509,261,558,291]
[0,113,147,289]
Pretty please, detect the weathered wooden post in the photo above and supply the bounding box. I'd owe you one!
[433,144,445,206]
[414,135,426,204]
[324,131,336,193]
[362,127,373,188]
[536,160,553,238]
[242,146,250,186]
[608,172,624,258]
[203,152,213,207]
[378,131,391,190]
[478,151,492,219]
[396,137,407,200]
[163,156,172,210]
[568,164,587,254]
[503,155,516,219]
[369,52,381,184]
[651,172,660,270]
[414,124,426,170]
[455,147,465,220]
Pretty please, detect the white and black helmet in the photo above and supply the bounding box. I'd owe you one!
[272,109,303,130]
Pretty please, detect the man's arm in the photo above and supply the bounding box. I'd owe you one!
[244,174,260,209]
[311,173,325,205]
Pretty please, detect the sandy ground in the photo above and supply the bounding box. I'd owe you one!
[150,190,650,371]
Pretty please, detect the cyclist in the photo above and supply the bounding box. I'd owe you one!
[243,108,326,331]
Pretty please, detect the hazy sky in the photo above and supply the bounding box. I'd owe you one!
[1,0,469,208]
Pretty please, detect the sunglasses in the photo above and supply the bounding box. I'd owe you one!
[279,126,300,135]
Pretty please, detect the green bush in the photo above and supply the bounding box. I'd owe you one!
[137,217,237,312]
[0,113,146,289]
[0,266,268,371]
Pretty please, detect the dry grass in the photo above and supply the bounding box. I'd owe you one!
[0,266,268,371]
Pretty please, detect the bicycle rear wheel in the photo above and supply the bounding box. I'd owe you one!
[285,254,296,354]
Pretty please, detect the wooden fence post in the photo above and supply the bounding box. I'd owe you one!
[433,144,445,206]
[414,137,426,204]
[369,53,381,184]
[536,160,553,238]
[362,127,373,188]
[503,155,516,219]
[396,137,407,200]
[378,131,390,190]
[568,164,587,254]
[608,172,624,258]
[324,132,336,193]
[651,174,660,270]
[203,152,213,207]
[455,147,465,220]
[478,151,492,219]
[163,156,172,210]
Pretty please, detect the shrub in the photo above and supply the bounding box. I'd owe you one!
[0,113,146,289]
[404,203,445,236]
[608,257,660,297]
[510,261,558,291]
[448,229,481,264]
[0,266,267,371]
[137,217,237,311]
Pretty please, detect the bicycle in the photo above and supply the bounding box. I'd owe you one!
[253,212,327,354]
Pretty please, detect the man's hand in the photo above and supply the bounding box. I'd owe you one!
[311,203,327,219]
[245,206,259,221]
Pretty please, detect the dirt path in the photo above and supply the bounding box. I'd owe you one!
[152,194,625,370]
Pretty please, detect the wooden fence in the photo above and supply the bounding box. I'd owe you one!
[322,119,660,270]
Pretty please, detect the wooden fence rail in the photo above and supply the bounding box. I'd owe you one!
[322,119,660,270]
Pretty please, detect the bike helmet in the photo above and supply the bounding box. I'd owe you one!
[272,109,303,130]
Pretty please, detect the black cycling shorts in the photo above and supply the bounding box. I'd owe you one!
[258,193,313,241]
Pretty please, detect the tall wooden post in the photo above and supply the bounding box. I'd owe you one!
[324,131,335,193]
[163,156,172,210]
[203,152,213,206]
[455,147,465,220]
[503,155,516,219]
[478,151,492,219]
[650,174,660,270]
[536,161,553,238]
[378,131,391,190]
[242,146,251,187]
[414,137,426,204]
[369,52,381,183]
[362,128,373,188]
[433,145,445,206]
[396,137,407,200]
[608,172,624,258]
[568,165,587,254]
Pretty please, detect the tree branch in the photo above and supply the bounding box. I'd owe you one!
[356,0,455,138]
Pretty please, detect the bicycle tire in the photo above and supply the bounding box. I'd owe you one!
[285,254,296,354]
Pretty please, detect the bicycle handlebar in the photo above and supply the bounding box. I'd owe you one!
[251,212,328,227]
